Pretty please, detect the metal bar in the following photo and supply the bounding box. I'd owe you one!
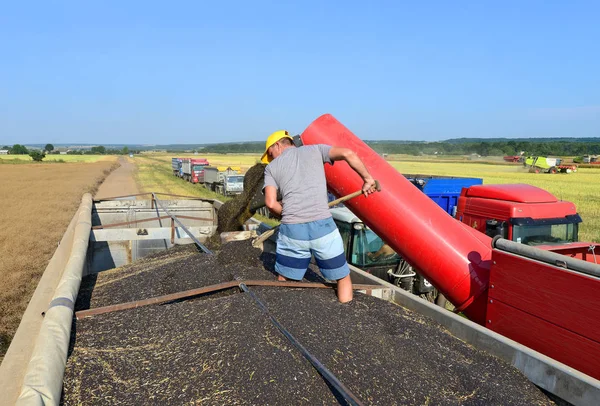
[170,218,175,244]
[239,283,365,406]
[76,281,237,319]
[94,192,154,201]
[92,215,215,230]
[75,280,383,319]
[94,191,214,202]
[151,192,213,254]
[493,237,600,278]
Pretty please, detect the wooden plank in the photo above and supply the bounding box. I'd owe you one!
[487,299,600,380]
[490,250,600,343]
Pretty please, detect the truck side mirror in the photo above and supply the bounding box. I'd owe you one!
[485,220,508,239]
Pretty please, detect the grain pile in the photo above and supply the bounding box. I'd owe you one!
[63,241,552,405]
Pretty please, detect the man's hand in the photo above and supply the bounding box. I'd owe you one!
[362,177,376,197]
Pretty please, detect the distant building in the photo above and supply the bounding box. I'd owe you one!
[55,147,71,155]
[0,150,9,155]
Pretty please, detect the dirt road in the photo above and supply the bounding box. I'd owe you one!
[94,157,139,199]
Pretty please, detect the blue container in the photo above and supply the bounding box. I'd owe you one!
[327,175,483,216]
[404,175,483,216]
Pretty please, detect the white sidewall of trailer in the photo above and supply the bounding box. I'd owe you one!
[15,194,93,406]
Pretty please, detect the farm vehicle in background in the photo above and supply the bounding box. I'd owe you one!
[199,166,244,196]
[503,152,525,163]
[574,155,600,164]
[523,156,577,173]
[171,158,244,196]
[171,157,182,176]
[171,158,210,183]
[181,158,210,183]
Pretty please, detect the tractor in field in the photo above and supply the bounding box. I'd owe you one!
[523,156,577,173]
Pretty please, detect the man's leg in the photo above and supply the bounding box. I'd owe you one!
[336,274,353,303]
[309,219,352,303]
[275,223,311,281]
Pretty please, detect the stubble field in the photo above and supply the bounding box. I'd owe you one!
[0,155,115,163]
[0,158,118,359]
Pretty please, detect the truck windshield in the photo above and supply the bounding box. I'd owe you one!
[228,176,244,183]
[351,227,399,267]
[513,223,578,246]
[193,165,206,171]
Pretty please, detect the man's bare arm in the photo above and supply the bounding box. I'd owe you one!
[264,186,283,216]
[329,147,376,196]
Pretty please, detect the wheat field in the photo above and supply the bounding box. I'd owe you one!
[0,155,115,163]
[0,159,118,359]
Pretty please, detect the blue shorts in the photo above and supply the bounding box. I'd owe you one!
[275,217,350,281]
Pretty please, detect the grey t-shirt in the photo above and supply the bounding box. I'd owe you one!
[263,144,333,224]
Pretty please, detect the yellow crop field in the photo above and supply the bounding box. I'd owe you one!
[0,158,119,359]
[0,155,114,163]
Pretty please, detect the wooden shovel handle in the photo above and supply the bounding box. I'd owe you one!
[252,180,381,247]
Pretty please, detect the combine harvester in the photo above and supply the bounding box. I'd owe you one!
[524,156,578,173]
[1,115,599,405]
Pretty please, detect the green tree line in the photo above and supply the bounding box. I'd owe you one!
[201,140,600,156]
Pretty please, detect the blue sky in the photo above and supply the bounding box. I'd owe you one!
[1,1,599,144]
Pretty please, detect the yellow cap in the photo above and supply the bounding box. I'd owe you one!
[261,130,293,164]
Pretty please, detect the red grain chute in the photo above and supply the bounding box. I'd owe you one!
[300,113,492,323]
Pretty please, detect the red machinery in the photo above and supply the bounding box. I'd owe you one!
[503,155,523,163]
[181,158,209,183]
[300,114,600,380]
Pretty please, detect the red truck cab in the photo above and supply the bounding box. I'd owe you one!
[456,184,582,248]
[182,158,210,183]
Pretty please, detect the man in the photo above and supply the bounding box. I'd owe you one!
[367,243,396,261]
[262,130,376,303]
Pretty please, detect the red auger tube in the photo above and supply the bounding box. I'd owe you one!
[300,114,492,324]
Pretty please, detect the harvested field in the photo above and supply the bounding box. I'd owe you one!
[0,159,118,360]
[64,241,552,405]
[0,155,115,163]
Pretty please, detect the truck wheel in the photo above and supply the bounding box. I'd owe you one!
[549,166,558,174]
